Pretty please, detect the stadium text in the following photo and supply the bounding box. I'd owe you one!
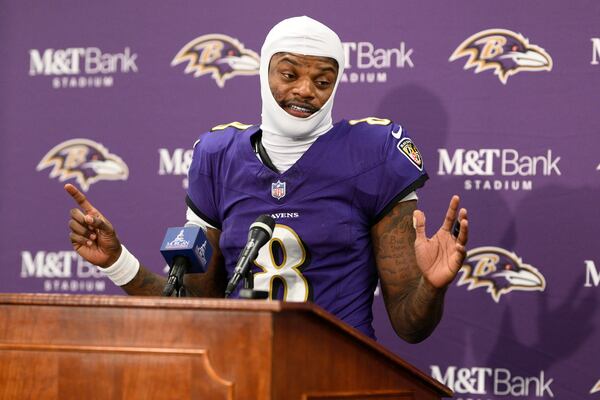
[437,148,561,191]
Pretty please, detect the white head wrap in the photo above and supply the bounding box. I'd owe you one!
[259,16,346,139]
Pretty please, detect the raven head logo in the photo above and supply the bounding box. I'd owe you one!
[171,34,260,88]
[37,139,129,191]
[450,29,552,84]
[457,246,546,302]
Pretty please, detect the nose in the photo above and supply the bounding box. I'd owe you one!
[292,77,315,100]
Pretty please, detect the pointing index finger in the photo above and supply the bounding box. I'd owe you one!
[64,184,95,213]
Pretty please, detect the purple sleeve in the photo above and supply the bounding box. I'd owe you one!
[355,124,428,225]
[185,137,222,229]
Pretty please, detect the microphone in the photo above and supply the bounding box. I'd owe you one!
[160,223,212,296]
[224,215,276,298]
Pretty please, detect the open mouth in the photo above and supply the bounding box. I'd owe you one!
[281,102,318,118]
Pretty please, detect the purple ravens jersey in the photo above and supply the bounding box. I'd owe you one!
[186,118,428,339]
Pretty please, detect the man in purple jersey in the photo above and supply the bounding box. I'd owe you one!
[66,16,468,342]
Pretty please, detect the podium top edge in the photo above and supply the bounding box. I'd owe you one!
[0,293,296,311]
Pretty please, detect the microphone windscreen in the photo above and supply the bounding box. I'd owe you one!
[256,214,276,230]
[160,226,212,273]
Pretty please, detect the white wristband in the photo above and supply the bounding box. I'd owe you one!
[98,245,140,286]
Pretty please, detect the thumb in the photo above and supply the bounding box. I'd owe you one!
[413,210,427,243]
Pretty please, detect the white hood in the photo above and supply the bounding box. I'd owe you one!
[259,16,346,139]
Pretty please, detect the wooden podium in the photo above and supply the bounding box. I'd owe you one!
[0,294,451,399]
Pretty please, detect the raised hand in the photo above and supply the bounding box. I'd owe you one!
[65,184,122,268]
[413,195,469,289]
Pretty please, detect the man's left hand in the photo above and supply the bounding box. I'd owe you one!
[413,195,469,289]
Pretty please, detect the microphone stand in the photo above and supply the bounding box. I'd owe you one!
[238,268,268,300]
[175,280,187,297]
[162,274,187,297]
[162,257,188,297]
[243,268,253,290]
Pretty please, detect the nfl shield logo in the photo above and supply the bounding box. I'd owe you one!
[271,180,286,200]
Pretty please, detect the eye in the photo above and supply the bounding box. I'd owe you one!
[281,72,295,80]
[316,80,331,88]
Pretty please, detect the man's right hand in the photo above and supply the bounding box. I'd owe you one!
[65,183,122,268]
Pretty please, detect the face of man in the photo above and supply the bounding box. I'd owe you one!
[268,52,339,118]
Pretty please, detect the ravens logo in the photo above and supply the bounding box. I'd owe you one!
[450,29,552,84]
[171,34,260,88]
[398,138,423,171]
[457,246,546,302]
[37,139,129,192]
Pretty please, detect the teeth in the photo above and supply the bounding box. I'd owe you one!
[289,104,313,113]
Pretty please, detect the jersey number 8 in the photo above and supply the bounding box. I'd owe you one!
[253,224,310,301]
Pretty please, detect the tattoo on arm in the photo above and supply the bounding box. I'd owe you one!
[372,200,445,343]
[121,265,167,296]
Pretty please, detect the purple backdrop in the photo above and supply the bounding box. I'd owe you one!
[2,1,599,398]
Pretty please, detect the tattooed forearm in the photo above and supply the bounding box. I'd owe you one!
[121,265,167,296]
[183,253,227,298]
[372,200,446,343]
[120,254,226,298]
